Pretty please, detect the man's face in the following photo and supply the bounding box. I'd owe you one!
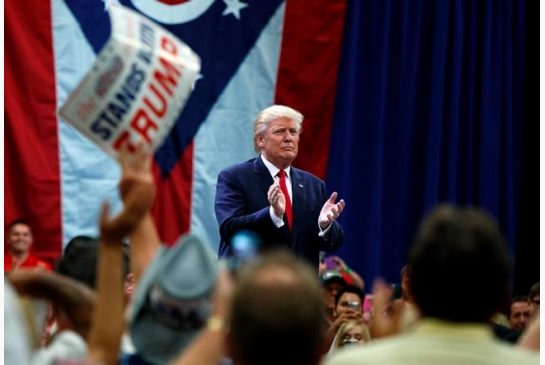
[258,117,300,168]
[321,281,344,310]
[335,292,363,317]
[509,301,531,330]
[7,223,33,254]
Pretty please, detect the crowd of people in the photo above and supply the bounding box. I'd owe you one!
[5,105,540,364]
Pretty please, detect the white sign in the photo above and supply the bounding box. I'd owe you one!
[59,5,201,158]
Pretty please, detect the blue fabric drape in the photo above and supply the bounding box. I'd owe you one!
[327,0,531,288]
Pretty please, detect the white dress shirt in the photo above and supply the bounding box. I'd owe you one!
[260,155,331,236]
[260,155,291,227]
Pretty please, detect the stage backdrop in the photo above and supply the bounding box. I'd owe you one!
[327,0,537,294]
[5,0,346,259]
[6,0,536,293]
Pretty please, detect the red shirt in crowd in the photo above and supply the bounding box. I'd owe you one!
[4,253,52,272]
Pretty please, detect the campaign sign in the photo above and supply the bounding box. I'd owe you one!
[59,5,201,158]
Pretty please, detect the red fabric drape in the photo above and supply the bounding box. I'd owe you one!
[275,0,348,179]
[5,0,61,263]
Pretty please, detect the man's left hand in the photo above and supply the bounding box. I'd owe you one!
[319,192,345,229]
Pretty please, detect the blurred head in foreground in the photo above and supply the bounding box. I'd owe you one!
[228,250,326,365]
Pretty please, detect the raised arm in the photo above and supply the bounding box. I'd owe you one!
[118,144,160,284]
[330,256,364,290]
[7,270,96,339]
[87,147,156,365]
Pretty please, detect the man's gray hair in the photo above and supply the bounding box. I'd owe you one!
[253,105,303,152]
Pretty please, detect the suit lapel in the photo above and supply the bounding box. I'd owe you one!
[254,158,308,247]
[291,168,306,216]
[254,156,274,198]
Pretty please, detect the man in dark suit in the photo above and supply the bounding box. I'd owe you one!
[215,105,345,266]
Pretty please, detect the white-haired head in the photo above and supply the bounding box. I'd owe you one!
[253,105,303,152]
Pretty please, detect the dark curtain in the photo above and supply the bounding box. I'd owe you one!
[327,0,538,294]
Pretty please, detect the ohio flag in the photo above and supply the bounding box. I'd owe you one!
[5,0,347,262]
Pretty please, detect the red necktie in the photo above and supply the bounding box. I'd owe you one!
[277,169,293,230]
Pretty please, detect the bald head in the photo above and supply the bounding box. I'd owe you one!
[229,251,325,365]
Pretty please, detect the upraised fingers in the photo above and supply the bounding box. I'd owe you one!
[268,184,278,200]
[331,200,345,217]
[270,190,279,203]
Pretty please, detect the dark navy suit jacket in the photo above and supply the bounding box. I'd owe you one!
[215,157,344,266]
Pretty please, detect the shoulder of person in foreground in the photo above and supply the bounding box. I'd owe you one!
[324,329,541,365]
[517,314,539,352]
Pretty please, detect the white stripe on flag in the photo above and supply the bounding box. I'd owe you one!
[53,0,122,248]
[190,3,286,251]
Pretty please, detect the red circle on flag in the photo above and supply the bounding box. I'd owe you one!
[157,0,189,5]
